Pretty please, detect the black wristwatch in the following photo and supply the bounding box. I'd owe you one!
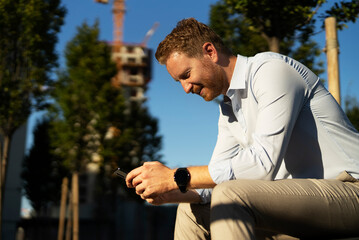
[174,168,190,193]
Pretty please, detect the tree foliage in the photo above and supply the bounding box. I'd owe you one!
[209,0,325,77]
[98,101,163,203]
[217,0,359,52]
[324,0,359,29]
[102,102,162,171]
[0,0,66,138]
[50,21,162,203]
[50,21,125,172]
[0,0,65,229]
[209,0,359,77]
[221,0,320,53]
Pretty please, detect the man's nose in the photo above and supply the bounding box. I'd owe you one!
[181,80,193,94]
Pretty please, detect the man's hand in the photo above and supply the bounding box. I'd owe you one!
[126,161,177,199]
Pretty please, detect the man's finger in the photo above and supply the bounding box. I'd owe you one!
[131,175,143,187]
[125,166,143,188]
[135,183,146,195]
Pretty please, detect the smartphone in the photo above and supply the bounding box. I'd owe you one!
[113,168,127,179]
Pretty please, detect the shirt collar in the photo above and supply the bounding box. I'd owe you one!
[226,54,247,95]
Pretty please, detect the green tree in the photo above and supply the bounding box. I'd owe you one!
[51,22,162,233]
[209,0,359,78]
[22,118,68,215]
[50,20,125,172]
[209,0,325,77]
[100,101,162,202]
[219,0,359,53]
[50,21,126,238]
[102,102,162,172]
[0,0,65,235]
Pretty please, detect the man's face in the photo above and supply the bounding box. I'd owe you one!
[166,52,227,101]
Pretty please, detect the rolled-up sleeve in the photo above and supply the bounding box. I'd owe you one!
[195,188,213,204]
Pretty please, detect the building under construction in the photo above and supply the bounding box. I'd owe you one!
[96,0,157,102]
[111,44,152,102]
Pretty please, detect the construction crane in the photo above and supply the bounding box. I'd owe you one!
[95,0,158,49]
[94,0,158,90]
[141,22,159,47]
[95,0,125,52]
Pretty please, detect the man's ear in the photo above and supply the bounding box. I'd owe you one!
[202,42,218,62]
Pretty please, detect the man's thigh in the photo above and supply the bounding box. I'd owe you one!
[211,175,359,239]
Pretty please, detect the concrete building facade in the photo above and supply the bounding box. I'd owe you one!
[1,123,27,240]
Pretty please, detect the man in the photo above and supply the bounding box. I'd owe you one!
[126,18,359,239]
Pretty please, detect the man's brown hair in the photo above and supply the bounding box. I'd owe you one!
[155,18,232,65]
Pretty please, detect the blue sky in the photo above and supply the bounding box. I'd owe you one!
[27,0,359,170]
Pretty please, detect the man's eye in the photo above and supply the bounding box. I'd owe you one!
[182,72,190,80]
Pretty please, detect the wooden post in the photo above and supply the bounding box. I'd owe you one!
[325,17,341,105]
[58,177,69,240]
[65,191,73,240]
[72,172,79,240]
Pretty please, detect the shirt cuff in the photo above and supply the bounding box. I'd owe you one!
[195,188,213,204]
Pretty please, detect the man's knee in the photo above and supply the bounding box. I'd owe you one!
[211,180,251,205]
[211,180,256,225]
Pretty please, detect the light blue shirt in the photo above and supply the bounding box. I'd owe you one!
[197,52,359,203]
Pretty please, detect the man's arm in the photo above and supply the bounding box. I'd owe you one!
[187,165,216,189]
[125,161,216,204]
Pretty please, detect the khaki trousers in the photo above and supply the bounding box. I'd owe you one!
[174,171,359,240]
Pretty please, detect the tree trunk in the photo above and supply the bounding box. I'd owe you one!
[72,172,79,240]
[66,190,73,240]
[58,177,69,240]
[261,33,280,53]
[268,36,280,53]
[0,135,10,187]
[0,134,11,240]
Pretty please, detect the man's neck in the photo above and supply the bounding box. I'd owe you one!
[216,52,237,95]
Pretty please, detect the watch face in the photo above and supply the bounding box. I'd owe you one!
[175,168,190,186]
